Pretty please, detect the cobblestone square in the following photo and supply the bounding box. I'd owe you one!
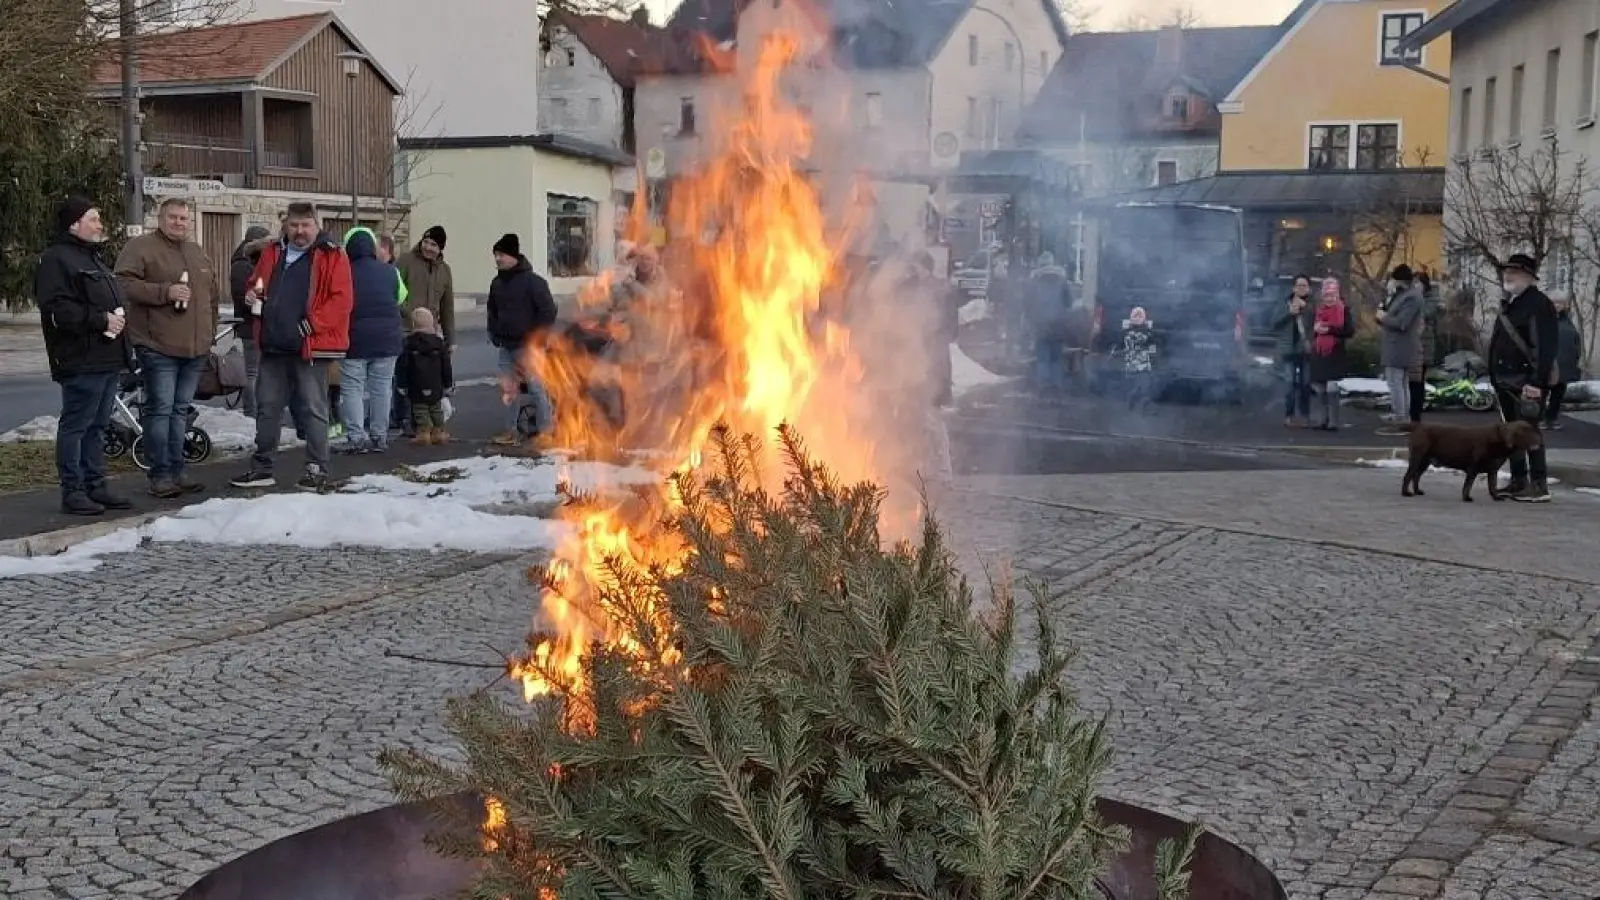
[1,468,1598,899]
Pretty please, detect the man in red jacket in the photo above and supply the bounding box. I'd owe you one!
[229,202,353,492]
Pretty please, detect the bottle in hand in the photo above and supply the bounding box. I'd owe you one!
[176,271,190,313]
[250,278,264,317]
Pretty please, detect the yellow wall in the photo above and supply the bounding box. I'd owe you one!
[407,145,618,297]
[1221,0,1454,171]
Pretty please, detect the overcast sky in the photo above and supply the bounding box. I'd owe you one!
[1084,0,1300,28]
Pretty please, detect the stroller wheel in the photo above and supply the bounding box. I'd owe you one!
[104,427,129,460]
[130,436,152,472]
[184,428,213,463]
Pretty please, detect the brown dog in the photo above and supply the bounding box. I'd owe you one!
[1399,421,1543,501]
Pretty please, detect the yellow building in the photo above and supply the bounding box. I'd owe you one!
[1130,0,1453,298]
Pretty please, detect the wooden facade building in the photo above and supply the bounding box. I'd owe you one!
[90,13,403,201]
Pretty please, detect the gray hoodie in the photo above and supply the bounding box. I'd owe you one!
[1380,283,1424,370]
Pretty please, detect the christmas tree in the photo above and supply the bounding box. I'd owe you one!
[384,426,1192,899]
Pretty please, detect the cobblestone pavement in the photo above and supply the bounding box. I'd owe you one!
[2,468,1599,899]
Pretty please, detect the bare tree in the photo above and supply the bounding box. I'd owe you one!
[1056,0,1096,34]
[371,69,443,240]
[1443,138,1594,337]
[1112,1,1203,31]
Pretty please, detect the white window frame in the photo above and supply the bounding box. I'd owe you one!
[1305,120,1404,170]
[1378,10,1427,67]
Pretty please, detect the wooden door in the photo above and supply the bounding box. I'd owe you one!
[201,212,240,279]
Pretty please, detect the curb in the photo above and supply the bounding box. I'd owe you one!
[1273,444,1600,490]
[0,512,159,559]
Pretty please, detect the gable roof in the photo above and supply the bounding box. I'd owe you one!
[1020,25,1279,143]
[1399,0,1503,51]
[549,10,674,86]
[666,0,1069,69]
[89,12,403,94]
[1219,0,1322,107]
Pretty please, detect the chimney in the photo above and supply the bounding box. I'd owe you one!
[631,4,651,25]
[1154,25,1183,71]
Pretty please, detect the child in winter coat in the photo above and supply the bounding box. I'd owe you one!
[399,307,454,445]
[1117,306,1159,413]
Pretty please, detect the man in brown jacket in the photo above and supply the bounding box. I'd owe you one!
[114,197,220,498]
[394,225,453,435]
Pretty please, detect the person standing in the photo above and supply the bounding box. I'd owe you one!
[1306,277,1355,431]
[114,198,219,499]
[394,225,450,435]
[1273,274,1314,427]
[336,227,406,453]
[36,197,135,516]
[229,202,353,491]
[1025,252,1074,393]
[400,307,453,445]
[1544,290,1582,430]
[1408,272,1440,425]
[486,233,557,446]
[1488,253,1558,502]
[230,224,273,418]
[1375,265,1423,436]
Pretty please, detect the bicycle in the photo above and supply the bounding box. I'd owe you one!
[1426,377,1496,412]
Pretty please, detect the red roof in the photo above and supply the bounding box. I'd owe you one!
[549,11,695,84]
[90,13,328,87]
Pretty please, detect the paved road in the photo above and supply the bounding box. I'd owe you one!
[2,463,1599,898]
[0,321,503,434]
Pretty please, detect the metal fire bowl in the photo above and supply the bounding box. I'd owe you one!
[179,794,1285,900]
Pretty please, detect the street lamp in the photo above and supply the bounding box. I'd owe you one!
[338,51,366,230]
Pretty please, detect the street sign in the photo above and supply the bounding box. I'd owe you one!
[142,176,226,196]
[645,147,666,179]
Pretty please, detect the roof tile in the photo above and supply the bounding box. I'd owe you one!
[90,13,328,87]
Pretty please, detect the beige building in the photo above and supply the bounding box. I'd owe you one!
[399,135,630,298]
[1406,0,1600,297]
[632,0,1070,251]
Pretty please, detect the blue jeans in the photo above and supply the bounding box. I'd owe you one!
[57,371,120,496]
[499,346,553,435]
[1035,338,1067,391]
[1282,355,1310,419]
[339,356,397,447]
[137,347,205,481]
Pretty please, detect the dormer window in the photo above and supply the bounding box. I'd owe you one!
[1166,92,1190,120]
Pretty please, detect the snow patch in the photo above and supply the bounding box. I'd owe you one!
[957,299,992,326]
[1354,457,1559,485]
[951,343,1010,397]
[2,406,299,451]
[0,455,651,579]
[1336,378,1390,397]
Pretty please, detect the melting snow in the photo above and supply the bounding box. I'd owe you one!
[2,406,299,452]
[951,343,1009,397]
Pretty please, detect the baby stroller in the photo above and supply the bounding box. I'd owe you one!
[102,321,242,471]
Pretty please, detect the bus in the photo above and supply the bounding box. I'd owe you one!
[1093,202,1249,402]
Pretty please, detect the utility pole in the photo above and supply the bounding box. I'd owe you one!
[119,0,144,230]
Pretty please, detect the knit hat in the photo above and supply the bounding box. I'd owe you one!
[243,224,271,242]
[1501,253,1539,278]
[493,233,521,257]
[423,225,447,249]
[1390,264,1415,282]
[55,196,96,236]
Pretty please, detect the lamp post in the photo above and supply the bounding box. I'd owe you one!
[338,51,366,230]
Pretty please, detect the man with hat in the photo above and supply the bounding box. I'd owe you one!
[394,224,453,436]
[35,196,136,515]
[1488,252,1559,502]
[1375,264,1424,434]
[485,233,557,445]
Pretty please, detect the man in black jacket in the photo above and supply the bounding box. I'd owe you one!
[485,233,557,445]
[35,197,136,516]
[1488,252,1559,502]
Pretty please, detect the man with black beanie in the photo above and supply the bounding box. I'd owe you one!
[35,196,136,515]
[486,233,557,445]
[394,224,453,436]
[1488,253,1559,502]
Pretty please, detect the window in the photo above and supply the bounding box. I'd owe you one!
[566,48,576,66]
[1155,160,1178,185]
[679,97,696,135]
[547,194,597,278]
[968,34,978,65]
[1482,76,1497,145]
[1167,92,1190,119]
[550,97,569,125]
[1544,48,1561,129]
[1356,123,1400,168]
[1379,12,1425,65]
[1509,65,1525,140]
[989,98,1003,146]
[1458,87,1473,150]
[1308,124,1350,169]
[1583,32,1598,118]
[586,97,601,125]
[965,96,978,136]
[864,92,883,128]
[1004,42,1014,70]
